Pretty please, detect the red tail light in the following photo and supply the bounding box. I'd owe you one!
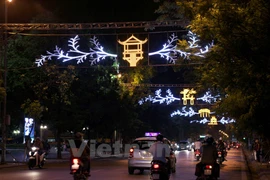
[205,165,212,169]
[153,164,159,169]
[72,158,79,164]
[129,148,134,158]
[218,151,222,155]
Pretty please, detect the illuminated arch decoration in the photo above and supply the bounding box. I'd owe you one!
[190,117,235,124]
[138,88,234,124]
[139,89,181,105]
[170,106,215,117]
[196,90,220,104]
[208,116,218,125]
[170,106,235,124]
[35,35,117,67]
[118,35,147,67]
[35,31,213,67]
[198,108,211,117]
[138,89,220,105]
[180,88,196,105]
[148,31,213,64]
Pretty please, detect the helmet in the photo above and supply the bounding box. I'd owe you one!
[206,137,214,145]
[75,132,83,140]
[156,134,164,141]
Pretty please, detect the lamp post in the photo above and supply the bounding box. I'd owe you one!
[40,125,47,141]
[1,0,12,164]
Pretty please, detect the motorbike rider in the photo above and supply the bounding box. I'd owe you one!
[32,137,45,166]
[194,138,202,159]
[69,132,91,176]
[217,138,227,161]
[148,134,172,174]
[195,136,220,178]
[194,138,202,151]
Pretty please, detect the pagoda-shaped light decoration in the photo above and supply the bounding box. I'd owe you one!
[118,35,147,67]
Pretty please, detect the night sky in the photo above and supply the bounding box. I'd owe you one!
[0,0,160,23]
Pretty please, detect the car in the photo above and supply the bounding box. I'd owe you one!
[178,141,192,151]
[127,133,176,175]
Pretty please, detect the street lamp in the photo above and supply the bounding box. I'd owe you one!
[1,0,12,164]
[40,125,47,141]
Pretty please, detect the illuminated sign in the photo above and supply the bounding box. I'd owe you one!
[24,117,35,140]
[145,132,160,137]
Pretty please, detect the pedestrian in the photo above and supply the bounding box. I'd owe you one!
[252,138,261,162]
[24,136,32,162]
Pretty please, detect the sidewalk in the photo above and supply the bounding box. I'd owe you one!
[243,148,270,180]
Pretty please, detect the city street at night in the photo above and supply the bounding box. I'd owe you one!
[0,148,253,180]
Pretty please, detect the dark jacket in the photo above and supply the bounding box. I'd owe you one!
[200,144,218,164]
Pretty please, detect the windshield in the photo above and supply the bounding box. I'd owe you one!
[131,140,156,150]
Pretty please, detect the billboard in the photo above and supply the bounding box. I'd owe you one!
[24,117,35,142]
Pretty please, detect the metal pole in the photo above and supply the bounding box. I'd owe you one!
[1,0,8,164]
[40,126,42,141]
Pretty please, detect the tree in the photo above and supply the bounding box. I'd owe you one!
[178,0,270,138]
[153,0,270,139]
[34,64,77,158]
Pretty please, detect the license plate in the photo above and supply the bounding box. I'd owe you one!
[204,169,212,175]
[71,164,79,170]
[196,154,199,156]
[218,154,222,157]
[152,174,160,179]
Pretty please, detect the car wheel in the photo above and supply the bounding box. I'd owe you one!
[128,167,134,174]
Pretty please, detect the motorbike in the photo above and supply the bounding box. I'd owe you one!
[28,146,47,170]
[70,157,90,180]
[196,164,219,180]
[195,149,201,161]
[216,150,224,165]
[150,160,170,180]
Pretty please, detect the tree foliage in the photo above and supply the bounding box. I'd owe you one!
[161,0,270,138]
